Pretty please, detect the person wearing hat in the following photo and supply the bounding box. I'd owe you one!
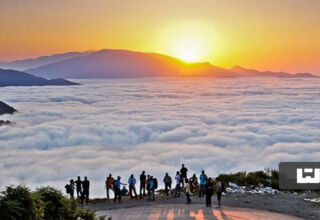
[114,176,125,202]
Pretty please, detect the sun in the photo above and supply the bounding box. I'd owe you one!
[174,37,205,62]
[158,22,215,63]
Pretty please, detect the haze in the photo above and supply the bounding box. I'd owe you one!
[1,0,319,73]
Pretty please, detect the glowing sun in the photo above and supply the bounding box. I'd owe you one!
[174,36,206,62]
[161,23,214,63]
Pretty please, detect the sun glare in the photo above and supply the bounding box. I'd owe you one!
[158,22,215,63]
[174,37,205,62]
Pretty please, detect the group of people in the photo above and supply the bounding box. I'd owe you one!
[105,172,159,202]
[65,164,225,207]
[65,176,90,205]
[168,164,224,207]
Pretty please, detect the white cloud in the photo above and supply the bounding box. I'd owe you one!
[0,77,320,197]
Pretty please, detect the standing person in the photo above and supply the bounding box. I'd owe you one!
[180,164,188,188]
[146,175,151,198]
[65,179,75,199]
[185,179,191,204]
[189,174,198,193]
[205,178,214,207]
[128,174,138,199]
[163,173,172,196]
[82,176,90,205]
[149,176,156,201]
[174,171,181,197]
[106,174,114,200]
[139,171,146,199]
[114,176,125,203]
[199,170,207,197]
[216,177,224,208]
[75,176,82,199]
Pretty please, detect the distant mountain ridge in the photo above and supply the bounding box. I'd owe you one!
[25,49,236,79]
[0,51,94,71]
[3,49,317,79]
[230,65,316,78]
[0,68,79,87]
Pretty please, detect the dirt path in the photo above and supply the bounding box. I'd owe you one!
[96,204,303,220]
[87,192,320,219]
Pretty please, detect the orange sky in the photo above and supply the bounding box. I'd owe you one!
[1,0,319,73]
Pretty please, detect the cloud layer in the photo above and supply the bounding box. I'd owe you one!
[1,77,320,197]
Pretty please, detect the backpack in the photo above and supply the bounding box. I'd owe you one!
[153,178,158,189]
[65,184,70,194]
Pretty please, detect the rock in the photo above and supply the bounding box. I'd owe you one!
[226,182,279,195]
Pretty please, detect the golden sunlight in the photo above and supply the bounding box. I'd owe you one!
[173,36,205,62]
[158,22,216,63]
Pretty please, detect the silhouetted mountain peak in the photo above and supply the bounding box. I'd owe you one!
[230,65,317,78]
[0,51,95,71]
[0,68,80,87]
[0,101,16,115]
[25,49,236,79]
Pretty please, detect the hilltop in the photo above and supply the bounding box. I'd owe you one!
[0,68,79,87]
[25,49,317,79]
[0,51,94,71]
[0,101,16,115]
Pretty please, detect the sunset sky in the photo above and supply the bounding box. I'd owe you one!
[1,0,319,73]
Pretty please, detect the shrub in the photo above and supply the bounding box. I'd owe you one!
[218,172,247,186]
[78,208,106,220]
[217,170,279,188]
[35,186,77,220]
[270,170,279,189]
[246,171,269,186]
[0,185,105,220]
[0,185,43,220]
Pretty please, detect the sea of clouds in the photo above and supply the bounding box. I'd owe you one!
[1,77,320,197]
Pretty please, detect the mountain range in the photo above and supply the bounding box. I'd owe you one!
[0,69,79,87]
[230,66,315,78]
[25,49,235,78]
[1,49,318,79]
[0,51,94,71]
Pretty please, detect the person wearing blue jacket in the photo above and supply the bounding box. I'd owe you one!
[199,170,208,197]
[128,174,138,199]
[114,176,126,202]
[149,176,155,201]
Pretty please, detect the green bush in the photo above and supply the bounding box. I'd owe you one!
[35,186,77,220]
[0,185,43,220]
[270,170,279,189]
[218,172,247,187]
[246,171,269,186]
[0,185,105,220]
[217,169,279,188]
